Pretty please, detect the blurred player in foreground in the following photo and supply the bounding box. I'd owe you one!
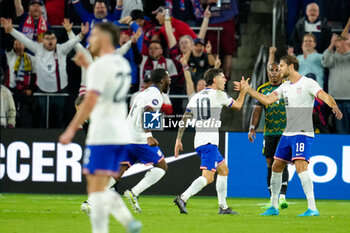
[237,55,342,217]
[59,22,141,233]
[173,68,247,214]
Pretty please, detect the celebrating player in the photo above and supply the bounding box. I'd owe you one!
[59,22,142,233]
[237,55,342,217]
[173,68,247,214]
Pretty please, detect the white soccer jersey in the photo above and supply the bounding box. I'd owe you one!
[273,76,322,137]
[127,86,164,144]
[85,54,131,145]
[186,88,234,148]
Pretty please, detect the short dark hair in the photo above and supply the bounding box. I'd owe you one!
[149,40,163,48]
[203,68,223,86]
[280,55,299,71]
[43,30,55,37]
[130,9,144,20]
[151,68,168,84]
[269,62,279,69]
[94,22,120,47]
[94,0,110,9]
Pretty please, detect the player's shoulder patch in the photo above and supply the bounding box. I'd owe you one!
[152,99,159,105]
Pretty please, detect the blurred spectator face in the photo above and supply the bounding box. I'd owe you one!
[148,42,163,60]
[268,64,282,84]
[42,33,57,51]
[335,38,349,54]
[306,3,319,23]
[193,43,205,56]
[302,35,316,52]
[119,32,130,46]
[196,79,206,92]
[29,3,42,19]
[94,2,108,19]
[134,19,144,28]
[13,40,25,55]
[155,12,165,25]
[179,36,193,54]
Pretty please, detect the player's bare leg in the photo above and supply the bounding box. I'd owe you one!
[295,160,319,217]
[216,162,238,214]
[125,159,168,213]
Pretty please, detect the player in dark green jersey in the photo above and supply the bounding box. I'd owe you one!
[248,47,289,209]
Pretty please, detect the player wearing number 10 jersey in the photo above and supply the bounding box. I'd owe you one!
[173,68,248,214]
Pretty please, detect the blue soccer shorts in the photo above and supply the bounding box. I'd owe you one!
[83,144,128,177]
[120,144,164,167]
[274,135,314,164]
[195,143,225,172]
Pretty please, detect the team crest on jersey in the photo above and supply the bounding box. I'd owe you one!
[143,110,162,130]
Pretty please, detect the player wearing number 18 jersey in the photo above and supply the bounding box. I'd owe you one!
[173,68,248,214]
[238,55,343,217]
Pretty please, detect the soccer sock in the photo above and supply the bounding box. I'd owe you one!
[105,189,134,228]
[270,171,282,209]
[216,175,228,209]
[267,167,272,196]
[131,167,166,196]
[88,191,110,233]
[280,166,289,196]
[298,171,317,211]
[181,176,208,203]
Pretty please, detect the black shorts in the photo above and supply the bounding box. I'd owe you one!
[262,135,282,158]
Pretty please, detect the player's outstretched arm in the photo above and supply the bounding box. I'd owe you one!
[174,111,192,157]
[248,105,262,143]
[317,91,343,120]
[59,90,98,144]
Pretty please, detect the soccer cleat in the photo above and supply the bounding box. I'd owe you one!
[218,207,239,215]
[173,196,188,214]
[124,190,142,213]
[260,206,279,216]
[80,201,91,216]
[297,209,319,217]
[127,220,142,233]
[279,198,289,209]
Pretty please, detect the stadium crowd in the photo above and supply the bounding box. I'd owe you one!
[0,0,349,134]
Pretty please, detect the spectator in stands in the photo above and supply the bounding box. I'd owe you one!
[322,33,350,134]
[289,33,324,88]
[166,0,204,27]
[45,0,65,25]
[290,2,332,55]
[286,0,316,44]
[72,0,122,40]
[127,9,158,56]
[5,40,36,127]
[188,38,215,85]
[1,18,89,128]
[1,67,16,128]
[14,0,49,42]
[118,16,143,93]
[139,40,178,89]
[205,0,239,81]
[152,6,197,43]
[121,0,143,19]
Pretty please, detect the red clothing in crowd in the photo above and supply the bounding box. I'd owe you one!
[157,18,197,44]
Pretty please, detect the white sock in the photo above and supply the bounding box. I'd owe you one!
[105,190,134,228]
[298,171,317,211]
[107,177,117,190]
[216,175,228,209]
[181,176,208,202]
[270,172,282,209]
[131,167,166,196]
[88,191,110,233]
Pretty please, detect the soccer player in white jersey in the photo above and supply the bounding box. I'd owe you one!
[107,68,170,213]
[237,55,343,217]
[59,22,142,233]
[173,68,248,214]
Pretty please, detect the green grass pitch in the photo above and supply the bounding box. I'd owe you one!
[1,194,350,233]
